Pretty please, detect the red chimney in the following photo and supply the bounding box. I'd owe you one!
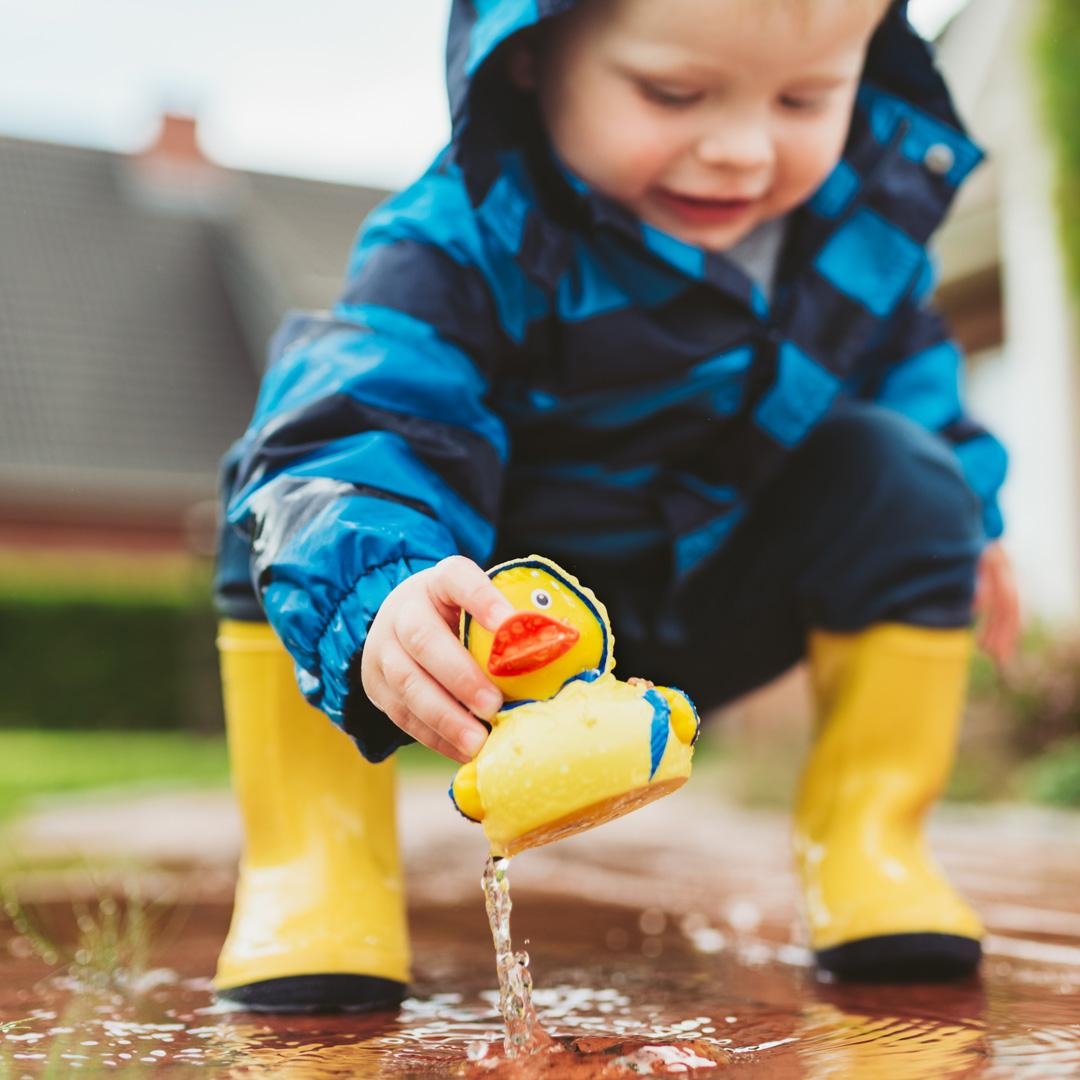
[124,112,239,215]
[143,113,206,166]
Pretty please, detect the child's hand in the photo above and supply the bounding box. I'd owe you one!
[361,556,516,763]
[974,541,1021,670]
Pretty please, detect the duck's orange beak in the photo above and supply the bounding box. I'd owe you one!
[487,612,580,677]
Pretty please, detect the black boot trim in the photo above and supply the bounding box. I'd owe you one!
[816,933,981,982]
[216,974,407,1014]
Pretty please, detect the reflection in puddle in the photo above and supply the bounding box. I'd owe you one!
[793,1004,986,1078]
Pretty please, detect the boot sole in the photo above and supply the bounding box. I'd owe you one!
[216,974,407,1014]
[816,933,981,982]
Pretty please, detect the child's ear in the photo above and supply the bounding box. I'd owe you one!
[505,38,537,91]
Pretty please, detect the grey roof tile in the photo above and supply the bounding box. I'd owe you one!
[0,134,388,505]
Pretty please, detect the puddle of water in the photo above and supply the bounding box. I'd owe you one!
[477,855,723,1074]
[4,892,1080,1078]
[7,796,1080,1078]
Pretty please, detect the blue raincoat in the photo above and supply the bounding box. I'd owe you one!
[216,0,1007,759]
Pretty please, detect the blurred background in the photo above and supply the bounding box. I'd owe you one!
[1,0,1078,830]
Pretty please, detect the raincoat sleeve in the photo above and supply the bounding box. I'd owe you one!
[866,256,1008,542]
[224,165,512,760]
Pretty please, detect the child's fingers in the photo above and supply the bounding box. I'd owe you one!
[990,571,1022,667]
[379,643,489,761]
[981,600,1019,669]
[390,705,473,763]
[431,555,516,631]
[395,609,503,721]
[1000,593,1021,662]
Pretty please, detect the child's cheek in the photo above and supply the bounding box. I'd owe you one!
[778,125,848,210]
[611,126,676,194]
[562,124,651,201]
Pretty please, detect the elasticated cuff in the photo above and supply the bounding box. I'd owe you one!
[315,556,438,761]
[342,651,417,763]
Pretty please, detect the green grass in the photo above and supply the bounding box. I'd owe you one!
[0,730,230,821]
[0,730,463,825]
[0,550,211,606]
[395,740,456,771]
[1019,737,1080,806]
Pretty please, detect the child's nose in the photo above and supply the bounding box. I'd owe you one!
[695,116,774,175]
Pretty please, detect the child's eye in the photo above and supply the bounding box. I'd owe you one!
[638,81,702,108]
[779,95,825,112]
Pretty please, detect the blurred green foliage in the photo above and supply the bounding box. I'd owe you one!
[1035,0,1080,299]
[0,730,229,821]
[984,630,1080,755]
[0,555,222,732]
[1019,737,1080,806]
[964,628,1080,805]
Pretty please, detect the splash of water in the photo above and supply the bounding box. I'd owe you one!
[481,855,553,1058]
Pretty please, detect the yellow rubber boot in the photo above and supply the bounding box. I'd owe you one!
[794,624,984,980]
[214,620,410,1012]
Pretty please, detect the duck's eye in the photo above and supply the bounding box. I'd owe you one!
[531,589,552,609]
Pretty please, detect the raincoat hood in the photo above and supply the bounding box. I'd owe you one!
[446,0,972,204]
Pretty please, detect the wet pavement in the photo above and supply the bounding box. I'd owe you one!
[4,779,1080,1077]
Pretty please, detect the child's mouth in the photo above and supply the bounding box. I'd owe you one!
[653,189,757,226]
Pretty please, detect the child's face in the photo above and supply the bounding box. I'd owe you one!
[524,0,888,251]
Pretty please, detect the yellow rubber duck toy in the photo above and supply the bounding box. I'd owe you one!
[450,555,700,856]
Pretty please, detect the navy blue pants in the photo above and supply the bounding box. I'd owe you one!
[577,403,985,713]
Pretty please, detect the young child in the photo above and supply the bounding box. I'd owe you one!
[213,0,1020,1011]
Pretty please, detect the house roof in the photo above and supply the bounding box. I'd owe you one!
[0,131,387,512]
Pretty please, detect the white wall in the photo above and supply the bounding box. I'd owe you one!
[943,0,1080,625]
